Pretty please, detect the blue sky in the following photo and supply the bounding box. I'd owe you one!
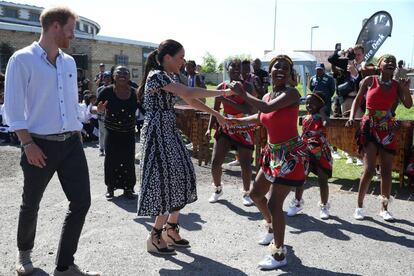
[15,0,414,66]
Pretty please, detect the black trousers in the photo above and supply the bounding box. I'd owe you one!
[17,134,91,267]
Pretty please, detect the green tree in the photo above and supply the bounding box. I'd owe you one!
[201,52,218,73]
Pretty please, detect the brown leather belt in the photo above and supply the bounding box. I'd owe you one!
[31,131,79,142]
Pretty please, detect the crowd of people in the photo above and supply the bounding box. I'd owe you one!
[1,5,413,276]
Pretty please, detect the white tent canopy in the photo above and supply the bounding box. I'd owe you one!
[261,50,317,96]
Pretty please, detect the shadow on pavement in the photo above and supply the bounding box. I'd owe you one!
[278,245,361,275]
[31,268,50,275]
[215,199,262,221]
[110,195,138,213]
[158,249,248,276]
[134,212,207,233]
[287,214,414,248]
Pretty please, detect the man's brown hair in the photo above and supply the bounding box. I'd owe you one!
[353,44,365,53]
[40,6,78,31]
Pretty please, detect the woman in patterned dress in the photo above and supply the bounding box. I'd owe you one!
[137,39,232,255]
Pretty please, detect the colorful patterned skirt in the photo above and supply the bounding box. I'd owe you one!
[357,110,398,155]
[260,136,308,186]
[302,132,332,177]
[215,113,255,150]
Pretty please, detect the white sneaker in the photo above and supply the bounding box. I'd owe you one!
[227,159,240,166]
[319,202,330,219]
[208,185,223,203]
[379,210,394,221]
[186,142,193,150]
[16,250,34,276]
[258,232,274,245]
[346,157,354,164]
[242,194,254,206]
[258,246,288,270]
[287,198,304,217]
[54,264,101,276]
[331,151,342,160]
[356,159,363,166]
[354,208,365,220]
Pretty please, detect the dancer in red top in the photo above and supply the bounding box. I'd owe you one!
[229,55,307,270]
[346,55,412,221]
[207,59,256,206]
[287,92,332,219]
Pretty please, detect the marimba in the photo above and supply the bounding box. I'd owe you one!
[175,105,211,166]
[326,118,414,187]
[257,118,413,187]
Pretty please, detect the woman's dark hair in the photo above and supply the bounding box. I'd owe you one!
[138,39,183,103]
[187,60,196,67]
[241,59,251,66]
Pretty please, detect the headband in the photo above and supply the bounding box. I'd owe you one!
[309,93,325,104]
[377,54,395,66]
[268,55,293,72]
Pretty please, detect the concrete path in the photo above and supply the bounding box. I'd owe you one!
[0,144,413,275]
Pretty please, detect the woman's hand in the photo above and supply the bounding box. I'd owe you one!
[345,119,354,127]
[97,100,108,113]
[398,78,411,89]
[229,81,246,96]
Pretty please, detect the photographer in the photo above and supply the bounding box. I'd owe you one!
[328,44,365,165]
[328,44,365,118]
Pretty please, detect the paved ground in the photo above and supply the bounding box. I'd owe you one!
[0,143,413,276]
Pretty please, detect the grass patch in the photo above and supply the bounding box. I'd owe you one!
[395,103,414,120]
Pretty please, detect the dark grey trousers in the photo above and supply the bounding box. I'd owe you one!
[17,134,91,267]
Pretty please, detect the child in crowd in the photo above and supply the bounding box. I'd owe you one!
[287,92,333,219]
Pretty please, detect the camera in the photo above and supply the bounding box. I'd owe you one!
[328,44,355,72]
[346,50,355,61]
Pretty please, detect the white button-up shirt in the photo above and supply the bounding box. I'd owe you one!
[4,42,82,134]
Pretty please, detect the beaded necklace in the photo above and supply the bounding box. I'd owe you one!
[378,74,392,87]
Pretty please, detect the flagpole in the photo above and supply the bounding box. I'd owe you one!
[273,0,277,50]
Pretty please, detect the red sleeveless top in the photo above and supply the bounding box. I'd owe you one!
[366,77,399,111]
[220,82,248,115]
[259,94,299,144]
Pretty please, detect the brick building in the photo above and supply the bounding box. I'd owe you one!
[0,1,157,90]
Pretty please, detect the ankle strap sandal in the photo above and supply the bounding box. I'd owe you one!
[165,222,180,233]
[152,227,163,244]
[164,222,190,247]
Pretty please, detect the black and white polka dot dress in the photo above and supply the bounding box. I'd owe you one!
[137,70,197,216]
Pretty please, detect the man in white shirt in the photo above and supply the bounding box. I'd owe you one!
[4,7,99,276]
